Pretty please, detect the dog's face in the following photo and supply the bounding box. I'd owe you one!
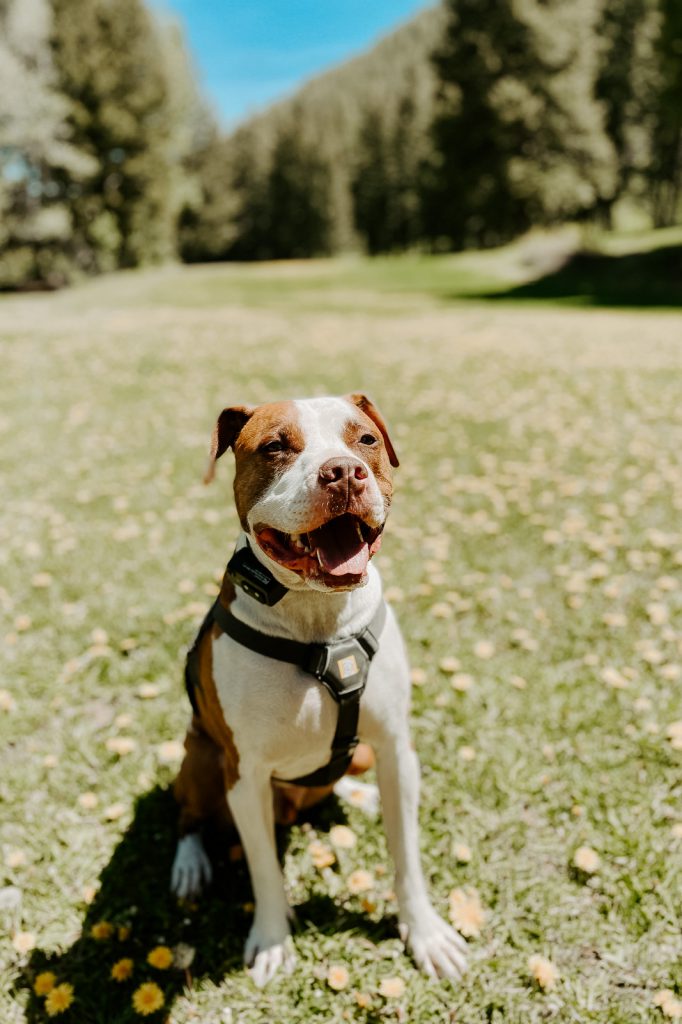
[205,394,398,591]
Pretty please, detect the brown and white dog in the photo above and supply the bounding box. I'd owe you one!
[171,394,467,986]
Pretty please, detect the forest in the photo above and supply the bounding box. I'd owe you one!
[0,0,680,288]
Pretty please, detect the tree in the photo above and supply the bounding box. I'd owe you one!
[426,0,616,249]
[352,87,424,254]
[50,0,178,274]
[178,130,240,263]
[649,0,682,225]
[595,0,660,225]
[264,116,333,259]
[0,0,94,287]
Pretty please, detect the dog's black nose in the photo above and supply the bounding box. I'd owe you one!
[318,457,368,492]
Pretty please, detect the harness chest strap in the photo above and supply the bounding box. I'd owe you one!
[185,594,387,788]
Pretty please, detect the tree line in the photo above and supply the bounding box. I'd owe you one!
[0,0,680,288]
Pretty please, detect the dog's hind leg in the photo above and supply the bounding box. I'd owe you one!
[171,720,231,898]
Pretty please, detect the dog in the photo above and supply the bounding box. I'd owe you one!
[170,394,467,986]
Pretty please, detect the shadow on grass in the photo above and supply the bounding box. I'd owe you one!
[469,243,682,308]
[18,786,385,1023]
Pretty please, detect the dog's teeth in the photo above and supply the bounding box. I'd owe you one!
[316,549,324,567]
[355,521,364,541]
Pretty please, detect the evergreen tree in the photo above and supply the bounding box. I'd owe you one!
[595,0,660,224]
[223,125,276,260]
[0,0,93,287]
[50,0,178,274]
[427,0,616,249]
[178,130,240,263]
[264,117,333,259]
[649,0,682,225]
[351,109,393,254]
[352,89,424,254]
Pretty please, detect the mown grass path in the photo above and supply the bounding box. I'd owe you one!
[1,260,681,1023]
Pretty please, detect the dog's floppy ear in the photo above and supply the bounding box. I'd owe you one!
[204,405,254,484]
[346,393,399,468]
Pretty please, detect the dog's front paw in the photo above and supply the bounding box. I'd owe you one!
[171,833,213,900]
[400,905,467,980]
[245,917,296,987]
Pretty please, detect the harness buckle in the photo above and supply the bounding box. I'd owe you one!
[305,638,369,701]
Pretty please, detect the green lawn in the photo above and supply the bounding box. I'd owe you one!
[1,247,681,1023]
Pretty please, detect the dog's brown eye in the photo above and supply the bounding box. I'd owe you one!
[359,433,377,446]
[260,439,285,454]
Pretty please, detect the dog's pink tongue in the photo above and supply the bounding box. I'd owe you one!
[315,519,370,576]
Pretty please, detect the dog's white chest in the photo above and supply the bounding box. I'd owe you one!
[210,596,408,782]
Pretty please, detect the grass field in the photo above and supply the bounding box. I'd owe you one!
[1,237,681,1023]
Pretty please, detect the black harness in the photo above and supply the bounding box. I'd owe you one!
[185,545,386,788]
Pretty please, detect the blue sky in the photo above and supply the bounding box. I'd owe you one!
[150,0,432,127]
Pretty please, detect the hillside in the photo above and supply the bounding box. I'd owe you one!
[182,5,446,258]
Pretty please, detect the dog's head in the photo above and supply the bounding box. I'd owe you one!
[205,394,398,592]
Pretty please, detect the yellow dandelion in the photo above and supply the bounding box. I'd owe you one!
[347,869,374,894]
[118,925,131,941]
[448,887,485,937]
[327,964,350,990]
[90,921,114,940]
[132,981,164,1016]
[355,991,372,1008]
[146,946,173,970]
[573,846,600,874]
[111,958,134,982]
[33,971,56,996]
[379,976,406,998]
[45,982,74,1017]
[528,954,559,990]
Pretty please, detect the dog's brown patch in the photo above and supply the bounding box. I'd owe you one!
[342,398,396,509]
[230,401,305,530]
[193,623,241,793]
[173,578,240,835]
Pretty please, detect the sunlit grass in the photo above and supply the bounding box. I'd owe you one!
[0,257,681,1022]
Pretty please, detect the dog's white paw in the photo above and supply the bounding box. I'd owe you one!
[171,833,213,900]
[244,918,296,987]
[400,905,468,980]
[333,777,380,817]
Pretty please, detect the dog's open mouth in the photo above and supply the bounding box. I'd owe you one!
[254,513,384,584]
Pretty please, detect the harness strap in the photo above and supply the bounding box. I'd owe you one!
[185,594,386,788]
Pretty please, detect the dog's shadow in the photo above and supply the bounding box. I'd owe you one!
[18,785,390,1022]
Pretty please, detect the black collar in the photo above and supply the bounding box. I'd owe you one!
[226,543,289,605]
